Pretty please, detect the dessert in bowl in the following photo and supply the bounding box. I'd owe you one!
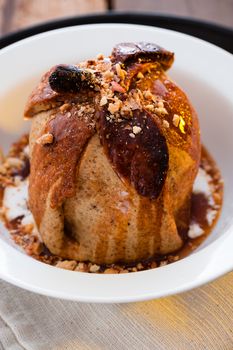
[0,23,232,302]
[0,41,222,273]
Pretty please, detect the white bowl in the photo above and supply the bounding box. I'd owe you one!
[0,24,233,303]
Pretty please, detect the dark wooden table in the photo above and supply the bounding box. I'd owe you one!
[0,0,232,37]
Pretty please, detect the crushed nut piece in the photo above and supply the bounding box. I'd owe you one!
[56,260,77,270]
[173,114,180,127]
[145,104,155,111]
[115,63,125,80]
[36,133,54,145]
[103,70,114,80]
[75,262,88,272]
[155,107,168,115]
[6,157,23,168]
[129,133,136,138]
[173,255,179,261]
[89,264,100,273]
[157,100,164,108]
[163,120,170,128]
[100,96,108,106]
[132,126,142,134]
[137,72,144,79]
[137,263,144,270]
[143,90,153,100]
[108,100,122,114]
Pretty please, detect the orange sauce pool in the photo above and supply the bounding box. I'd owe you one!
[0,138,223,273]
[178,146,223,259]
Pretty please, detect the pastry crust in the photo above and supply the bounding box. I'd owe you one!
[26,42,201,264]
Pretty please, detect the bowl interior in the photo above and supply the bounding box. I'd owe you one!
[0,23,233,302]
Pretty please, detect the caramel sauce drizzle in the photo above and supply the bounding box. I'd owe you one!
[98,108,169,199]
[29,107,95,225]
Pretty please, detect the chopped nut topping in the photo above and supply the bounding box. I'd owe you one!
[108,99,122,114]
[103,70,114,80]
[143,90,154,101]
[89,264,100,273]
[100,96,108,106]
[137,72,144,79]
[6,157,23,168]
[173,255,179,262]
[115,63,125,80]
[56,260,77,270]
[129,132,136,138]
[75,262,88,272]
[155,106,168,115]
[173,114,180,127]
[145,104,155,111]
[163,120,170,128]
[132,126,142,134]
[137,263,144,270]
[36,133,54,145]
[157,100,164,108]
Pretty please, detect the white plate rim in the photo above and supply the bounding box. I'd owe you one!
[0,23,232,303]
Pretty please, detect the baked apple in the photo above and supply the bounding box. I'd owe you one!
[24,43,201,264]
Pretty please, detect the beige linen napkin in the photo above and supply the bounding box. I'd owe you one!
[0,273,233,350]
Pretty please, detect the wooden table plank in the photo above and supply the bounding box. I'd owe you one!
[0,0,106,35]
[114,0,233,28]
[0,0,6,35]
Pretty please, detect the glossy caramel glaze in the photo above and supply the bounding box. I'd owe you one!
[29,106,95,226]
[0,141,223,272]
[98,108,168,199]
[178,146,223,259]
[111,42,174,69]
